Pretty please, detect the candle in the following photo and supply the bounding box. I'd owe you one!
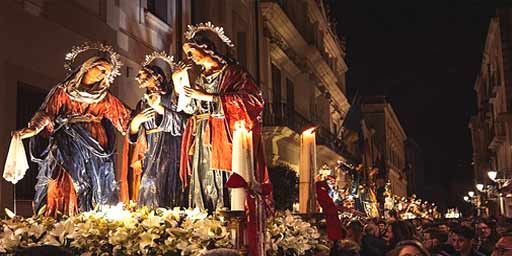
[299,127,317,213]
[231,120,254,211]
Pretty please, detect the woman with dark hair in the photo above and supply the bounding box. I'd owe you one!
[388,240,431,256]
[384,221,417,252]
[126,51,187,208]
[11,43,131,217]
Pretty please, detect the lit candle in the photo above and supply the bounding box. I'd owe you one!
[299,127,317,213]
[231,120,254,211]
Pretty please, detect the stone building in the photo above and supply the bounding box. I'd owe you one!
[361,96,408,197]
[0,0,352,216]
[470,9,512,216]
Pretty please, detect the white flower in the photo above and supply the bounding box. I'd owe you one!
[138,231,160,251]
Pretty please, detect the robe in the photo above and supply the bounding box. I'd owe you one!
[30,86,131,217]
[179,64,271,210]
[127,94,186,208]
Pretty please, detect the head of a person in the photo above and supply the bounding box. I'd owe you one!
[183,30,226,69]
[423,229,448,251]
[451,226,475,254]
[385,221,415,247]
[437,223,450,234]
[135,65,167,93]
[493,233,512,256]
[378,220,387,234]
[346,221,364,243]
[364,222,380,238]
[477,219,496,240]
[388,240,430,256]
[82,57,113,86]
[330,239,360,256]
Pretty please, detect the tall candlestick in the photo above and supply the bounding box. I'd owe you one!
[231,120,254,211]
[299,127,317,213]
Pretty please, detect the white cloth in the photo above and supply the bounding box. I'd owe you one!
[3,134,29,184]
[172,69,192,112]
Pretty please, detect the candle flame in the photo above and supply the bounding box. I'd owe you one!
[302,126,317,136]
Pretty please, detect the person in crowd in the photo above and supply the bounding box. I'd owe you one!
[378,219,388,237]
[452,226,485,256]
[423,228,453,256]
[329,239,361,256]
[492,232,512,256]
[387,240,430,256]
[346,220,384,256]
[385,220,417,252]
[363,221,388,255]
[476,219,500,256]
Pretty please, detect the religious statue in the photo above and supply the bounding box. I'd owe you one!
[124,51,187,208]
[11,42,131,217]
[178,22,271,212]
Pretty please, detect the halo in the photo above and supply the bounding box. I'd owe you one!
[141,51,175,70]
[64,42,123,84]
[184,21,234,47]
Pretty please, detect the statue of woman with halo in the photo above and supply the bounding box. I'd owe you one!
[6,42,131,217]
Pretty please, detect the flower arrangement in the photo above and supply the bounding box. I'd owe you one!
[0,204,231,255]
[266,211,330,256]
[0,206,330,256]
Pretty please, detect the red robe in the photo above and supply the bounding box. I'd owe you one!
[180,64,269,188]
[179,64,272,256]
[36,86,131,217]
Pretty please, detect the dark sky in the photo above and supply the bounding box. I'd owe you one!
[329,1,501,209]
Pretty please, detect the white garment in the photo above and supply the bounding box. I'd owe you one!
[3,134,29,184]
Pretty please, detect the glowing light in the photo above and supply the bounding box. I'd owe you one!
[101,203,130,221]
[488,171,498,181]
[468,191,475,197]
[476,184,484,192]
[463,196,469,202]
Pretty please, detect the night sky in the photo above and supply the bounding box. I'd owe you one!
[329,1,502,210]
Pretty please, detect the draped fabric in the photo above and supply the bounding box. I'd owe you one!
[126,93,186,208]
[30,86,131,217]
[179,64,272,210]
[179,63,273,256]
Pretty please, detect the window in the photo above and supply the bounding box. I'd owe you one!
[16,83,47,200]
[147,0,169,23]
[271,64,282,125]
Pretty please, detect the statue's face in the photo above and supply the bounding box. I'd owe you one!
[183,43,218,68]
[135,68,159,90]
[83,62,112,85]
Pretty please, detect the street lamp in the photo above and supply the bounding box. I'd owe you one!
[476,184,484,192]
[468,191,475,198]
[488,170,498,181]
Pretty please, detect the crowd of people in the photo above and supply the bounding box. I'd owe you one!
[329,212,512,256]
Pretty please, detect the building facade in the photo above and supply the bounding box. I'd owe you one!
[470,10,512,216]
[361,96,408,197]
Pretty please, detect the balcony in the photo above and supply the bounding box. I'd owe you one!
[263,103,347,156]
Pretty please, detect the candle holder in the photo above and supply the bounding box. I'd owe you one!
[220,209,248,255]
